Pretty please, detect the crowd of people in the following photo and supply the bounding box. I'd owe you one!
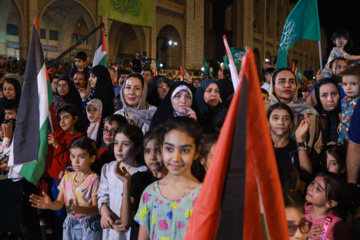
[0,29,359,240]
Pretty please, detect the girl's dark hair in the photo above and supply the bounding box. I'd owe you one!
[271,68,296,88]
[57,104,83,132]
[114,124,144,152]
[143,127,161,148]
[69,136,97,157]
[315,171,350,219]
[50,75,60,83]
[283,190,304,212]
[331,29,349,41]
[325,144,347,173]
[267,102,294,121]
[278,162,300,193]
[159,116,203,149]
[199,133,218,161]
[125,73,145,87]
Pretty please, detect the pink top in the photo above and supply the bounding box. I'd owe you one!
[58,171,100,219]
[304,204,351,240]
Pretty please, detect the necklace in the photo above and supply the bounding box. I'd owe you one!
[72,169,91,189]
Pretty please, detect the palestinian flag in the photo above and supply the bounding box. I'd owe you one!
[8,19,53,185]
[184,44,288,239]
[180,65,192,83]
[92,28,107,67]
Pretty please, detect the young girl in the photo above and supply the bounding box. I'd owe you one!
[97,124,148,240]
[46,104,83,239]
[86,99,103,145]
[305,172,351,240]
[338,64,360,143]
[321,144,346,177]
[117,129,169,240]
[267,103,312,176]
[134,116,203,240]
[30,136,101,240]
[325,29,360,70]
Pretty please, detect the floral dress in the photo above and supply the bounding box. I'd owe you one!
[134,181,202,240]
[338,96,359,143]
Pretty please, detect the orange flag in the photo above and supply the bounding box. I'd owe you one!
[184,47,288,240]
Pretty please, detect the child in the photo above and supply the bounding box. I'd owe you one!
[338,64,360,143]
[30,136,102,239]
[134,117,203,240]
[4,101,18,120]
[118,129,168,240]
[321,144,346,177]
[305,172,352,240]
[267,103,312,176]
[86,99,103,146]
[69,51,90,79]
[283,190,310,240]
[97,114,128,168]
[46,104,83,239]
[325,29,360,70]
[261,88,269,104]
[98,124,148,240]
[192,133,218,182]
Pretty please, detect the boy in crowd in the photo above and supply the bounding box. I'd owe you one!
[69,51,90,79]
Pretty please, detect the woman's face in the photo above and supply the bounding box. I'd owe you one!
[89,73,97,88]
[57,80,69,97]
[203,83,220,107]
[157,82,169,100]
[171,90,192,114]
[273,70,297,104]
[3,82,16,100]
[124,77,143,108]
[319,83,340,111]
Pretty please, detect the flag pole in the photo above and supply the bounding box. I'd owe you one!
[318,41,323,69]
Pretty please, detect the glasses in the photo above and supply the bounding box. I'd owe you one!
[103,128,116,136]
[288,220,312,236]
[57,84,69,88]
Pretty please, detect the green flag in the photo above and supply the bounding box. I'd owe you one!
[98,0,153,27]
[223,47,246,72]
[295,66,304,82]
[203,58,210,76]
[276,0,320,69]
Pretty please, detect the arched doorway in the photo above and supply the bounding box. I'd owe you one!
[40,0,97,60]
[108,21,146,66]
[0,0,22,59]
[156,25,182,69]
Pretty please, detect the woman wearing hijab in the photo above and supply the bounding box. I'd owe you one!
[146,75,172,107]
[314,78,342,145]
[88,65,115,119]
[149,81,200,129]
[266,68,323,155]
[195,78,225,133]
[115,73,156,134]
[0,75,22,122]
[53,76,82,114]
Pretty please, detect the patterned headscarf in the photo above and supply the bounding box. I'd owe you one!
[86,99,103,141]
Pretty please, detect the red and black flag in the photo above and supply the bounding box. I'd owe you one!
[184,45,288,239]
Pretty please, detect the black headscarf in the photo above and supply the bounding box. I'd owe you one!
[89,65,115,119]
[0,77,22,122]
[55,76,82,111]
[149,81,201,129]
[314,78,341,144]
[146,75,172,107]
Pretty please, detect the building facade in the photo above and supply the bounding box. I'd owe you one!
[0,0,326,74]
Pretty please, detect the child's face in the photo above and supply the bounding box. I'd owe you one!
[333,36,348,49]
[285,207,308,240]
[342,75,360,98]
[87,105,100,123]
[262,93,269,103]
[162,130,198,177]
[301,91,309,99]
[326,152,342,175]
[58,111,77,133]
[114,133,136,163]
[89,73,97,88]
[200,143,216,171]
[75,58,85,69]
[305,176,328,207]
[268,109,293,137]
[144,138,163,172]
[70,147,95,173]
[51,78,59,93]
[103,121,119,146]
[4,109,17,120]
